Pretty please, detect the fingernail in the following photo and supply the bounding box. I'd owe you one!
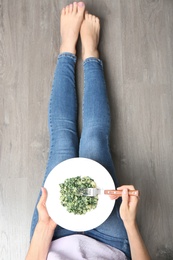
[123,188,128,194]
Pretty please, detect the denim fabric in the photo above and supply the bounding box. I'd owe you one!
[30,53,131,259]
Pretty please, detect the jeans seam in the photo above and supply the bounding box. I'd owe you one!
[82,68,86,127]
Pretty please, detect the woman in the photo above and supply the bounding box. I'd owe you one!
[26,2,150,259]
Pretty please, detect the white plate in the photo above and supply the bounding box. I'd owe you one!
[44,158,115,231]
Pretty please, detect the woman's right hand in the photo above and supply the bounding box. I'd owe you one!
[117,185,139,227]
[37,187,57,231]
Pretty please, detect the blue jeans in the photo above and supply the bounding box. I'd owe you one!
[30,53,131,259]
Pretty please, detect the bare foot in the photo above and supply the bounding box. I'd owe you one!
[80,12,100,60]
[60,2,85,55]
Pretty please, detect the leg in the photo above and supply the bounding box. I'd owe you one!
[30,54,78,240]
[79,57,117,184]
[79,13,131,259]
[79,13,117,185]
[30,2,85,239]
[45,1,85,173]
[46,53,78,174]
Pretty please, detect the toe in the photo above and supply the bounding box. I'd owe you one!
[88,14,92,20]
[65,5,70,14]
[84,12,89,19]
[92,15,98,23]
[61,7,66,16]
[77,2,85,13]
[69,4,73,13]
[64,5,68,14]
[73,2,78,13]
[92,15,96,22]
[95,17,100,24]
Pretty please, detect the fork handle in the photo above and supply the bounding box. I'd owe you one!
[104,190,140,197]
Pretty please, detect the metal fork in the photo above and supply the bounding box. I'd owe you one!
[78,188,102,196]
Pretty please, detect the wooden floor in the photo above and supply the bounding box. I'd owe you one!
[1,0,173,259]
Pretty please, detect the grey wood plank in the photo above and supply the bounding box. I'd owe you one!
[0,178,30,260]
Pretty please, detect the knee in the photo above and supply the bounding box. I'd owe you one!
[80,128,109,157]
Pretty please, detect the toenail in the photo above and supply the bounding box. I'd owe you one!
[78,2,84,7]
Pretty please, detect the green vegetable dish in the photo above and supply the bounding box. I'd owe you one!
[59,176,98,215]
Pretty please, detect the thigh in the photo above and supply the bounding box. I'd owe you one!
[95,199,128,238]
[85,199,131,259]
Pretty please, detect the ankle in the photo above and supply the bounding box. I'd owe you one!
[82,49,99,61]
[60,44,76,55]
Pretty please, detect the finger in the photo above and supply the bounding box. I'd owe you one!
[117,185,135,191]
[121,188,129,206]
[37,187,47,209]
[129,195,139,207]
[109,195,119,200]
[40,187,48,204]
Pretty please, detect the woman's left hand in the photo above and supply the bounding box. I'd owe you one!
[37,187,57,230]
